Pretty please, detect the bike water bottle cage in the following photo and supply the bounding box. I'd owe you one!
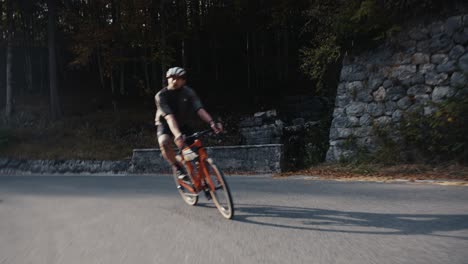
[182,147,199,161]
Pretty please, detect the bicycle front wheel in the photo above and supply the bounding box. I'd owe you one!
[205,158,234,219]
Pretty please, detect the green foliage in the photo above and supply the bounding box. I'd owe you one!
[300,0,395,85]
[331,98,468,166]
[337,135,373,165]
[337,128,400,165]
[300,0,466,94]
[399,98,468,164]
[300,35,341,92]
[283,119,331,171]
[303,121,331,166]
[344,0,393,43]
[371,125,403,165]
[351,0,377,22]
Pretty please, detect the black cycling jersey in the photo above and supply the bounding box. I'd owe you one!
[154,86,203,129]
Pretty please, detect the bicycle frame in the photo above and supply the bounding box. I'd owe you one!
[173,129,234,219]
[177,139,217,195]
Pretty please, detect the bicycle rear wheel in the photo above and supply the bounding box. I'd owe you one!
[205,158,234,219]
[172,164,198,206]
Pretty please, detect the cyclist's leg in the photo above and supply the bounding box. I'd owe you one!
[158,124,192,182]
[157,123,179,165]
[159,125,199,205]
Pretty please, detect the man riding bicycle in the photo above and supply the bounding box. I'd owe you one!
[155,67,223,180]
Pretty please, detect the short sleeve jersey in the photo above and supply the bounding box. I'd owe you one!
[154,86,203,127]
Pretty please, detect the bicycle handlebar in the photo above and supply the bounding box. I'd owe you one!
[184,129,213,141]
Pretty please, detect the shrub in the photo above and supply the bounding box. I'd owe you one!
[399,98,468,164]
[283,119,331,170]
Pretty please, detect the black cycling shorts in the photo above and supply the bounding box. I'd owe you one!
[157,122,192,138]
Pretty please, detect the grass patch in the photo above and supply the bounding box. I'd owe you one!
[0,96,243,160]
[0,107,156,160]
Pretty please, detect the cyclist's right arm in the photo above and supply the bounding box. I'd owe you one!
[164,114,185,148]
[155,92,185,148]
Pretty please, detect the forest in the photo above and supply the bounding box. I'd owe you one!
[0,0,466,161]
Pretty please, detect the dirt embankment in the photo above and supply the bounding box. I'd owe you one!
[275,163,468,186]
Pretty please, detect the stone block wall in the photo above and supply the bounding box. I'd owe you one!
[0,159,130,175]
[132,144,283,173]
[237,95,330,170]
[238,96,329,146]
[238,110,284,145]
[0,145,284,175]
[327,14,468,161]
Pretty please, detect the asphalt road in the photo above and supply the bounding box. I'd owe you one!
[1,174,467,264]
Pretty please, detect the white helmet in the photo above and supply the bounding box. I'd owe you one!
[166,67,186,78]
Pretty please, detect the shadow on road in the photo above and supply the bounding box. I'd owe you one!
[235,204,468,240]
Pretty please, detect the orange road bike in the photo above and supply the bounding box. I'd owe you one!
[173,130,234,219]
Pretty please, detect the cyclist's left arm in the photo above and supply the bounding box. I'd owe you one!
[186,86,223,133]
[197,108,223,133]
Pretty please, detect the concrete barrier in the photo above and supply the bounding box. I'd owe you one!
[132,144,284,174]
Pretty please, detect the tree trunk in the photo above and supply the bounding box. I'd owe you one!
[119,60,125,95]
[212,37,218,81]
[276,31,283,81]
[47,0,62,120]
[19,3,34,92]
[182,40,187,68]
[110,0,119,113]
[252,32,258,92]
[40,50,45,93]
[116,0,125,96]
[260,31,265,92]
[96,48,105,90]
[283,28,289,81]
[25,49,33,92]
[150,0,160,90]
[193,35,201,76]
[180,0,188,68]
[5,0,14,122]
[110,68,117,113]
[143,52,151,93]
[151,61,159,93]
[246,32,251,91]
[6,42,13,121]
[159,0,169,88]
[188,0,201,75]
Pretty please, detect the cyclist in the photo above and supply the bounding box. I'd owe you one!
[155,67,223,181]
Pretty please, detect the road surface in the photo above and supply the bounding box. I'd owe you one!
[1,175,467,264]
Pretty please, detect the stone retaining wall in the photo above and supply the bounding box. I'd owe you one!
[327,14,468,161]
[132,144,283,173]
[239,110,283,145]
[0,159,130,175]
[0,144,283,175]
[238,96,329,147]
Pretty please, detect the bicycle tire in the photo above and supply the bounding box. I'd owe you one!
[205,158,234,219]
[172,163,198,206]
